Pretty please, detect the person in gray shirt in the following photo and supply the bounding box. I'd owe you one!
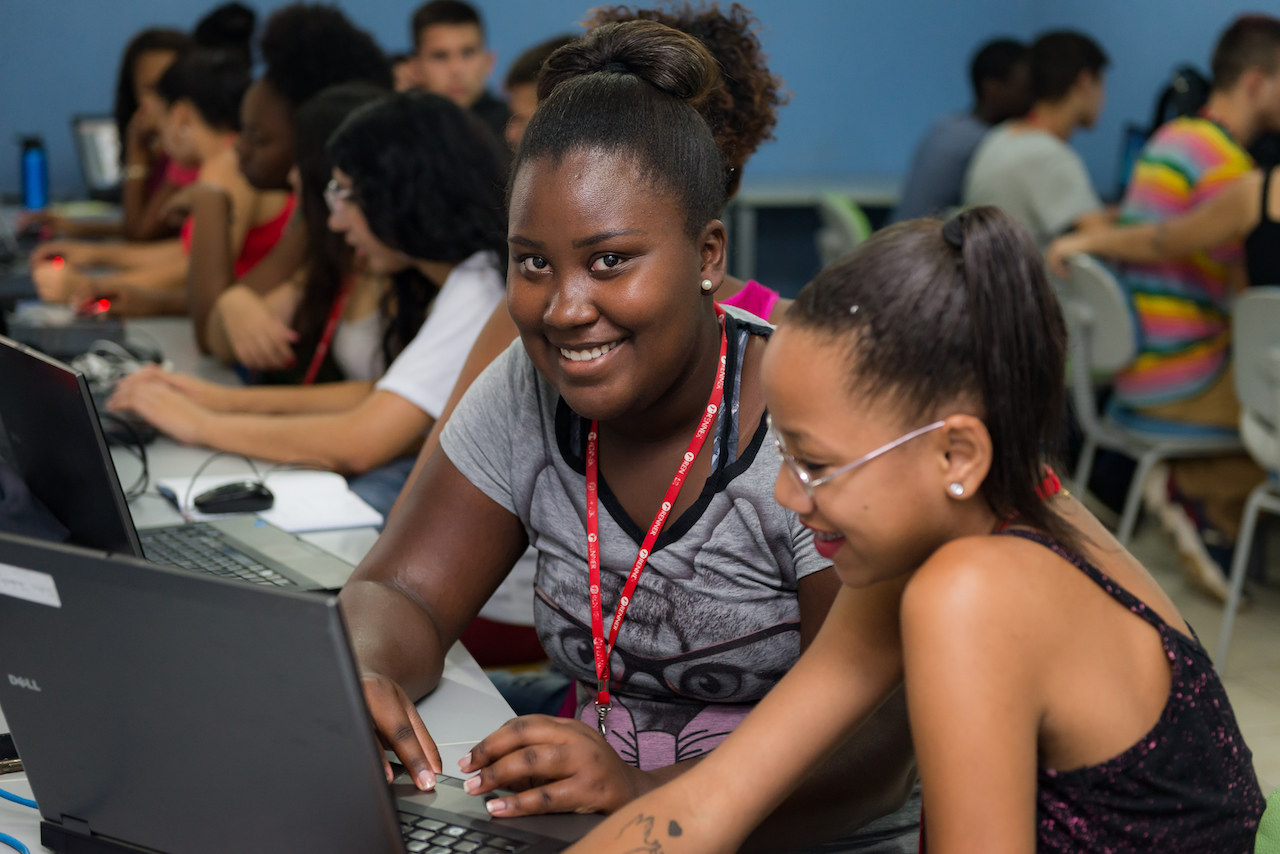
[963,30,1111,248]
[891,38,1031,223]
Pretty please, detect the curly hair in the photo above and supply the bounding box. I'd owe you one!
[584,2,788,196]
[329,91,508,367]
[193,1,256,69]
[259,4,392,110]
[284,83,389,379]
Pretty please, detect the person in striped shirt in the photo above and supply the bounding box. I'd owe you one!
[1054,15,1280,601]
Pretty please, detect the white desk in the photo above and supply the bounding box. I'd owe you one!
[728,173,901,282]
[0,317,515,852]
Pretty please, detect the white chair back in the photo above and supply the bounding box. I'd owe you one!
[1053,254,1138,374]
[1233,287,1280,427]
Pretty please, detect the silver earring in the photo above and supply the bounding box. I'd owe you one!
[700,278,714,293]
[948,482,965,497]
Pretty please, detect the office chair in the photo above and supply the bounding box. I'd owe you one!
[815,192,872,267]
[1052,254,1243,544]
[1216,287,1280,670]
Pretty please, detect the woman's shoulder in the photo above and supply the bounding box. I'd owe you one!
[902,534,1071,639]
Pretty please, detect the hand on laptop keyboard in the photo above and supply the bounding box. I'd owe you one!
[362,671,444,791]
[458,716,642,818]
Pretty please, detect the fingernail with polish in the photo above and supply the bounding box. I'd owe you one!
[486,799,506,816]
[417,770,435,791]
[464,776,480,794]
[458,752,472,770]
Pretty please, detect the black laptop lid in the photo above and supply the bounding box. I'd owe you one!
[0,533,404,853]
[0,336,142,556]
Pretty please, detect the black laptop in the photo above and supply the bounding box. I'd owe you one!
[0,334,354,590]
[0,533,599,853]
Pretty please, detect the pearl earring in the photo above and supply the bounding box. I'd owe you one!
[948,482,965,497]
[700,279,715,293]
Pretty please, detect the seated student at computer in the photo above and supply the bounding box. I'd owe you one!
[340,22,919,852]
[562,207,1266,854]
[189,3,393,354]
[109,91,507,515]
[1045,16,1280,604]
[501,33,576,150]
[204,84,389,380]
[891,38,1030,222]
[963,31,1110,248]
[411,0,508,143]
[379,2,799,684]
[31,50,291,317]
[22,28,193,242]
[394,0,796,521]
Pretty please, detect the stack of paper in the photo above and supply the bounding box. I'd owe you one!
[156,469,382,532]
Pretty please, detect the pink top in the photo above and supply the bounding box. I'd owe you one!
[718,279,780,321]
[162,158,201,188]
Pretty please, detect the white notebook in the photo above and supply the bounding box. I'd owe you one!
[156,470,382,532]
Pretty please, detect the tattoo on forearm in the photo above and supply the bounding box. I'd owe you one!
[613,813,682,853]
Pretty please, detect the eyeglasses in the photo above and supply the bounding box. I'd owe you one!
[323,178,357,211]
[767,413,946,501]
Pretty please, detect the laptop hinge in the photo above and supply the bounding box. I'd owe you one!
[43,816,166,853]
[61,815,92,836]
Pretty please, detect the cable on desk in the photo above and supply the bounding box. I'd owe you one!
[179,452,267,518]
[0,788,35,809]
[0,831,30,854]
[101,412,149,500]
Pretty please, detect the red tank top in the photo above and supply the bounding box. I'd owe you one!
[181,193,296,278]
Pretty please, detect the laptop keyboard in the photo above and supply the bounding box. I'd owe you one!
[140,525,298,587]
[398,811,530,853]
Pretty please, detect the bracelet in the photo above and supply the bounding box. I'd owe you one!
[123,164,149,181]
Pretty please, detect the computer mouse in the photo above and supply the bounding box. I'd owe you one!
[193,480,275,514]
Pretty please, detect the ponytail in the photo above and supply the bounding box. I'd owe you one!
[790,207,1076,548]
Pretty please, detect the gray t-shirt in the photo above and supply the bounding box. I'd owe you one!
[891,111,990,223]
[440,309,829,771]
[962,122,1102,247]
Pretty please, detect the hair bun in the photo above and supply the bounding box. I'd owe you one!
[538,19,719,107]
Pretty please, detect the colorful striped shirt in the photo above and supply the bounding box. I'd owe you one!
[1113,117,1253,408]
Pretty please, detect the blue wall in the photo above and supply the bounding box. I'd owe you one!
[1,1,1276,199]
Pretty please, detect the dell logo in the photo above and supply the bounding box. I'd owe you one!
[7,674,40,692]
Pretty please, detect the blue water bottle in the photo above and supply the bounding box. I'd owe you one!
[20,136,49,210]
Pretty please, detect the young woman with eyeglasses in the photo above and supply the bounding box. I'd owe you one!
[564,207,1265,854]
[108,91,507,504]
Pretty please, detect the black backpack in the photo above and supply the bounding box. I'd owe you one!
[1149,64,1212,133]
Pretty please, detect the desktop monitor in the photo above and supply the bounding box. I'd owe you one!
[71,114,123,202]
[1114,122,1150,202]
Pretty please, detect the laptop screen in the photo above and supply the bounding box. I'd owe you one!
[71,115,123,197]
[0,336,142,556]
[0,533,405,854]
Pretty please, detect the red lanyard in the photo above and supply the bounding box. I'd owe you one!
[586,310,728,736]
[302,275,356,385]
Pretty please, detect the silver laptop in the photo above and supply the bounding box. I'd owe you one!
[70,114,123,201]
[0,334,353,590]
[0,533,600,853]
